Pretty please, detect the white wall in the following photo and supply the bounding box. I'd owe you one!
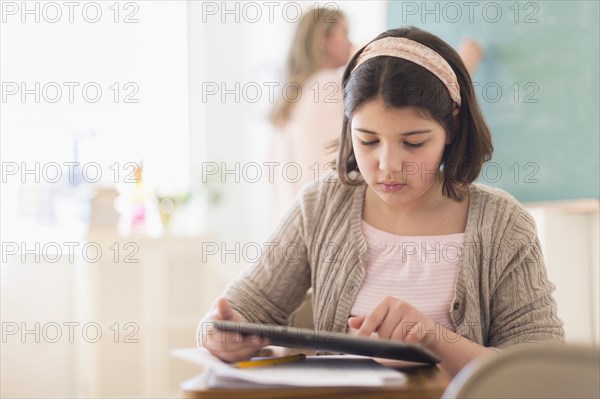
[1,258,77,397]
[527,201,600,347]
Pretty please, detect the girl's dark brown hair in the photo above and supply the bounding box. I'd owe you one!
[336,26,493,201]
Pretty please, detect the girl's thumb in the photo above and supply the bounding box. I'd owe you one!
[215,297,235,320]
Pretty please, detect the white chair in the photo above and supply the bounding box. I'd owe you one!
[442,342,600,399]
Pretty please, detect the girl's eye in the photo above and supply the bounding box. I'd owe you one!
[405,142,425,148]
[360,140,378,146]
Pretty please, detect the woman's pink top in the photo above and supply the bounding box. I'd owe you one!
[349,220,465,333]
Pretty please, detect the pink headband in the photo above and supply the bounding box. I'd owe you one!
[352,37,462,107]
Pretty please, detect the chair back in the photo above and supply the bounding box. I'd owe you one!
[442,342,600,399]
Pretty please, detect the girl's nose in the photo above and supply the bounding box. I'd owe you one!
[378,146,403,174]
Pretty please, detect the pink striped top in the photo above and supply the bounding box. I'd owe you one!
[349,220,464,333]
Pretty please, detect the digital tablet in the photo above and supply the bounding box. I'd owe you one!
[213,321,440,364]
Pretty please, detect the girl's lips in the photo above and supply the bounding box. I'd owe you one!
[379,181,403,185]
[378,182,406,192]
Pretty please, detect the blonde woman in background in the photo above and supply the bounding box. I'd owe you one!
[269,8,352,220]
[270,8,485,222]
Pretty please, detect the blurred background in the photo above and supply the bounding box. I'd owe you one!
[1,1,598,397]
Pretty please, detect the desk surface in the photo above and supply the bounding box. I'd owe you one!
[182,364,450,399]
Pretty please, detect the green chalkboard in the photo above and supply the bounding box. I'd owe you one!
[387,1,599,201]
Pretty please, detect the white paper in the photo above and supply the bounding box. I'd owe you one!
[171,348,407,387]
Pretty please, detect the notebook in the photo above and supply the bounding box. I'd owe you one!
[172,348,407,387]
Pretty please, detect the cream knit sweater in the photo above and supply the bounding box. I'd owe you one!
[225,175,564,348]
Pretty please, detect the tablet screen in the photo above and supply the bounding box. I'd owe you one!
[212,321,440,364]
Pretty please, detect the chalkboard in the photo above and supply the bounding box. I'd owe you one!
[387,1,599,202]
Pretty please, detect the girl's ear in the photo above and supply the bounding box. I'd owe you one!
[446,105,461,145]
[452,105,460,118]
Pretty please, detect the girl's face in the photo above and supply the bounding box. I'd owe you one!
[351,98,451,208]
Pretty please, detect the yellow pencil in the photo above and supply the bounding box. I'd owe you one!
[233,353,307,369]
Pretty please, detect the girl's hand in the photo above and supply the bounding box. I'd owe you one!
[458,38,485,75]
[348,296,439,347]
[198,297,270,362]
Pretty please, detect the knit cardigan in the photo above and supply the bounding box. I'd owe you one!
[225,176,564,348]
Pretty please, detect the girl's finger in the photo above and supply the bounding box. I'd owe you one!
[378,304,417,340]
[347,316,365,329]
[356,300,390,337]
[375,312,405,340]
[213,339,269,363]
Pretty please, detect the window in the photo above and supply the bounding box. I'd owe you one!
[1,1,190,242]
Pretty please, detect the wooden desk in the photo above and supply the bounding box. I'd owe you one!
[182,365,449,399]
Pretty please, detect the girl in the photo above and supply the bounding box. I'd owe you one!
[199,26,564,377]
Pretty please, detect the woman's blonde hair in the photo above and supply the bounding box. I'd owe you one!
[269,8,346,127]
